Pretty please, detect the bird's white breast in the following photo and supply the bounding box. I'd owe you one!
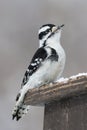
[47,40,66,80]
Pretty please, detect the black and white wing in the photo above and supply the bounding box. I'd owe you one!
[21,47,47,87]
[13,47,48,120]
[13,46,59,120]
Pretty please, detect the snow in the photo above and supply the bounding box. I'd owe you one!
[56,77,68,83]
[70,73,87,79]
[55,72,87,84]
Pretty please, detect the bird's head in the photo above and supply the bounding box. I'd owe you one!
[38,24,64,47]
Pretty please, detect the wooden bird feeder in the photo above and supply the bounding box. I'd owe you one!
[24,73,87,130]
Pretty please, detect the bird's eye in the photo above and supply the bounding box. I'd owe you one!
[46,29,50,34]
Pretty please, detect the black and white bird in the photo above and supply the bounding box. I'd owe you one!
[12,24,66,121]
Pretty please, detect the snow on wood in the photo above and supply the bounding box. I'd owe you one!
[55,72,87,83]
[24,73,87,106]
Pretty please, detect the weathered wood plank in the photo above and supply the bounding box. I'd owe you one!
[44,94,87,130]
[24,74,87,105]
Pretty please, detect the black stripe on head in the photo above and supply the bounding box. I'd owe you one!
[40,24,55,29]
[39,24,56,40]
[39,28,50,40]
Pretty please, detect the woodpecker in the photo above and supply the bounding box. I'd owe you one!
[12,24,66,121]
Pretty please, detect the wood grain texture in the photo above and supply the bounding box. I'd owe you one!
[24,74,87,105]
[44,94,87,130]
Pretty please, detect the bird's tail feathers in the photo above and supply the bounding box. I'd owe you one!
[12,90,30,121]
[12,103,30,121]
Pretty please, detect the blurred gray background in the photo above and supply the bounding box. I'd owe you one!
[0,0,87,130]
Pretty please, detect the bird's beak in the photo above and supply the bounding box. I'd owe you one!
[57,24,64,30]
[52,24,64,33]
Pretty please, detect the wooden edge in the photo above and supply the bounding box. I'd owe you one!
[24,74,87,105]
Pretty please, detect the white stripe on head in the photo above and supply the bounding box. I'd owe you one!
[39,26,50,34]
